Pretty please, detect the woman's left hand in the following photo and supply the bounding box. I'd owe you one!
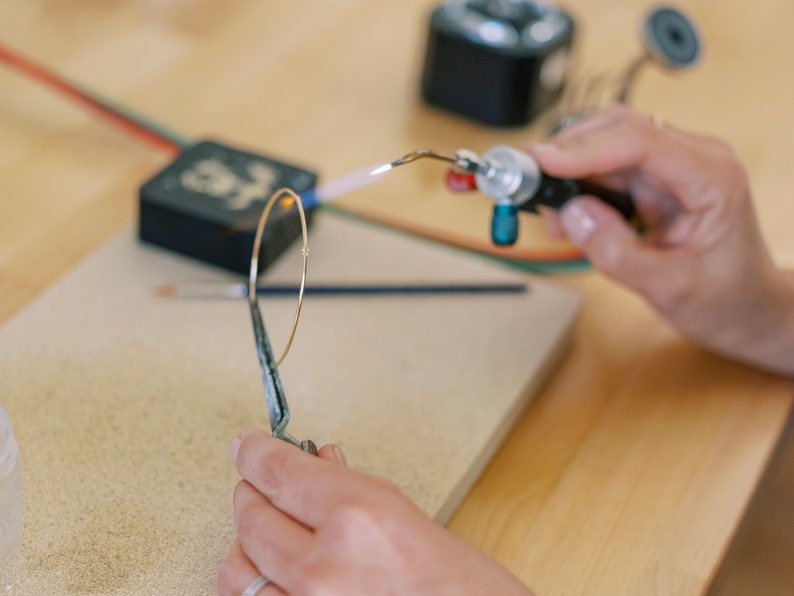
[217,429,533,596]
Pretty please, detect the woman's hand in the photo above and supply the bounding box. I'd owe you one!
[217,430,533,596]
[533,105,794,376]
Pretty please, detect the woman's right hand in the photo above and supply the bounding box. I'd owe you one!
[532,105,794,376]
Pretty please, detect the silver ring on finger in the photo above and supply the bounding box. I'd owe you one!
[241,574,271,596]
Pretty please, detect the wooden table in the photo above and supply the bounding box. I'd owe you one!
[1,1,792,594]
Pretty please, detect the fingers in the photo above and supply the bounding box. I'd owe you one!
[541,186,681,292]
[221,438,349,595]
[557,197,678,298]
[529,108,655,183]
[232,479,313,588]
[530,105,734,214]
[217,539,286,596]
[231,430,361,529]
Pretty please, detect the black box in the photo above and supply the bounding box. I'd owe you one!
[421,1,575,127]
[139,140,317,274]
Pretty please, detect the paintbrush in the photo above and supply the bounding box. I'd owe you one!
[154,282,528,299]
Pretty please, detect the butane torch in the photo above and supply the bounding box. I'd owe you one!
[388,145,636,246]
[302,145,637,247]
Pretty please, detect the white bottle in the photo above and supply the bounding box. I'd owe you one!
[0,405,22,565]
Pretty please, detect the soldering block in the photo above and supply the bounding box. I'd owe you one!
[139,140,317,274]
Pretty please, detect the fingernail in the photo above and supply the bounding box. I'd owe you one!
[332,445,347,467]
[230,436,242,463]
[560,201,597,245]
[528,142,557,155]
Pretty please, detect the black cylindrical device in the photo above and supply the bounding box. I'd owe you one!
[421,0,576,127]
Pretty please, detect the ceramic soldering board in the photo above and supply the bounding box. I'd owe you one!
[0,211,579,594]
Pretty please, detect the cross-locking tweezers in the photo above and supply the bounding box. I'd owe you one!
[249,295,318,455]
[247,188,317,455]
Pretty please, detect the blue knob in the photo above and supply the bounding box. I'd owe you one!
[491,203,519,246]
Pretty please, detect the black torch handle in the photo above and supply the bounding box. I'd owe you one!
[520,174,637,221]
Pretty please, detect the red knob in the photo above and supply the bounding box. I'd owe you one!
[445,169,477,192]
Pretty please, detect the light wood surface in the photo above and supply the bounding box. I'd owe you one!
[1,1,792,594]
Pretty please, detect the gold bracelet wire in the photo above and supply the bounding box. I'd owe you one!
[248,187,309,369]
